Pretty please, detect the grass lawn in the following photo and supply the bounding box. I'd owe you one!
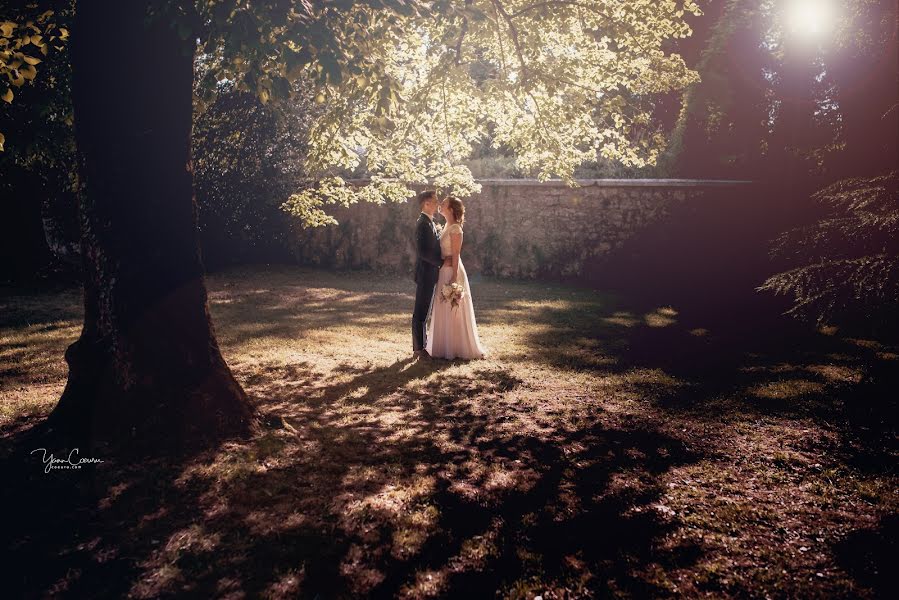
[1,265,896,598]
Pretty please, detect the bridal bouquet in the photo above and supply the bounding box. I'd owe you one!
[441,282,465,309]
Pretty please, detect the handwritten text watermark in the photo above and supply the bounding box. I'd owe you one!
[31,448,105,474]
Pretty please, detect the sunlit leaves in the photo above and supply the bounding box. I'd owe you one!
[7,1,699,220]
[281,176,348,227]
[0,9,67,150]
[289,0,701,219]
[193,0,422,115]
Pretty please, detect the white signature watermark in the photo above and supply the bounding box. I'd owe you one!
[31,448,105,474]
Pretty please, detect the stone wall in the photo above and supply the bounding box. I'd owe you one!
[286,179,764,283]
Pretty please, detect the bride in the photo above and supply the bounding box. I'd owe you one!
[426,197,487,360]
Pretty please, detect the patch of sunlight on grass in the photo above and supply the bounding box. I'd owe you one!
[502,298,582,312]
[0,383,64,423]
[264,570,305,598]
[457,521,501,567]
[399,569,447,599]
[129,564,182,600]
[484,463,540,493]
[740,362,864,385]
[391,504,440,559]
[845,338,889,351]
[162,523,221,555]
[739,363,801,375]
[805,364,865,384]
[603,311,640,327]
[644,306,678,328]
[749,379,825,400]
[335,474,440,563]
[621,368,684,389]
[1,315,82,425]
[342,385,370,401]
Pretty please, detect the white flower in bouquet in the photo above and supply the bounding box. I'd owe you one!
[441,282,465,309]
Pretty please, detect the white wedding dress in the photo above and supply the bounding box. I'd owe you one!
[426,223,487,360]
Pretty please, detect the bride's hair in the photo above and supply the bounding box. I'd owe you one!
[446,196,465,226]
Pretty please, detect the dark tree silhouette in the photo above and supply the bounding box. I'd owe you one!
[48,1,256,452]
[665,1,773,179]
[760,171,899,332]
[667,0,899,182]
[828,0,899,177]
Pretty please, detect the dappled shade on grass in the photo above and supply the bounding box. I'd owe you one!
[1,266,896,598]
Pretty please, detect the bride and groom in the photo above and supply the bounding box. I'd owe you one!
[412,190,487,361]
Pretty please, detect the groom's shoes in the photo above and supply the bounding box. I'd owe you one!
[413,349,431,360]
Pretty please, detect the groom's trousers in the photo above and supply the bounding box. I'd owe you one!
[412,279,437,351]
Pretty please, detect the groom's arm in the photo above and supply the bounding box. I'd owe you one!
[416,220,442,267]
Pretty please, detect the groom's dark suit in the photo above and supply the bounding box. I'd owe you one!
[412,212,443,352]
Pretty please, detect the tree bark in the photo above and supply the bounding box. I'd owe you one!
[48,0,257,454]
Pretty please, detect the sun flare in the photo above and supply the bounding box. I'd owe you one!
[786,0,835,39]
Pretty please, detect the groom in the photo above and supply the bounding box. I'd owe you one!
[412,190,443,359]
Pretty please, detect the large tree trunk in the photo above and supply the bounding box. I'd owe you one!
[47,0,257,454]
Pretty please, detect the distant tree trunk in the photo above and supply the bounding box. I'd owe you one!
[0,165,55,281]
[830,1,899,177]
[666,1,772,179]
[48,0,257,453]
[769,39,820,182]
[40,184,81,268]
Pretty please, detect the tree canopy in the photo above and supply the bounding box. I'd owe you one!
[186,1,702,226]
[278,0,703,225]
[5,1,702,226]
[666,0,898,180]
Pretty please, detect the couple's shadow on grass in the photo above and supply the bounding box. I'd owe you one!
[308,354,471,408]
[244,354,455,406]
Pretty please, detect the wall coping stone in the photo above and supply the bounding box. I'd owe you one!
[346,178,753,188]
[474,178,753,187]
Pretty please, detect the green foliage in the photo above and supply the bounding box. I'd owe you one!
[0,1,77,279]
[189,0,422,111]
[167,0,428,227]
[279,0,703,224]
[6,1,705,229]
[0,4,67,149]
[759,171,899,332]
[0,1,74,173]
[191,71,314,267]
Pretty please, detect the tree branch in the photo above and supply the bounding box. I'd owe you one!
[490,0,528,78]
[509,0,650,53]
[455,0,472,64]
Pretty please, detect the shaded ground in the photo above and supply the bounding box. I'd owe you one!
[1,266,896,599]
